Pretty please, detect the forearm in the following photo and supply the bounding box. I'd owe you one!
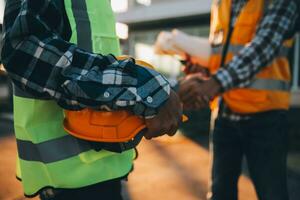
[1,0,170,118]
[213,0,298,91]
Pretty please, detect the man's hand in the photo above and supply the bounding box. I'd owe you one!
[179,74,221,110]
[182,61,210,76]
[181,55,210,76]
[144,90,183,140]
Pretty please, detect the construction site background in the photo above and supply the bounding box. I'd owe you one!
[0,0,300,199]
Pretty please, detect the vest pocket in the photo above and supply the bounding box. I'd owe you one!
[79,149,116,164]
[225,89,267,103]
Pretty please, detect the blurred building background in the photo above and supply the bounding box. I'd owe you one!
[112,0,300,142]
[0,0,299,199]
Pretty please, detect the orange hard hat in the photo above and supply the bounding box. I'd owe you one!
[63,56,187,144]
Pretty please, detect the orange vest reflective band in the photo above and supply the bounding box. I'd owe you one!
[209,0,292,114]
[64,57,188,143]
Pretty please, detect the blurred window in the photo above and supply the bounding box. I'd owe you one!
[111,0,128,13]
[136,0,151,6]
[0,0,4,24]
[133,0,181,7]
[116,23,129,40]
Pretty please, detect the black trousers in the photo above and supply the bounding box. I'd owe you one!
[210,110,289,200]
[39,178,123,200]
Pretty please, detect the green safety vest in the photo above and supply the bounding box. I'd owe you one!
[14,0,135,196]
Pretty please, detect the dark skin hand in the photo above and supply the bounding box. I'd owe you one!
[179,73,221,110]
[181,54,210,76]
[182,61,210,76]
[144,90,183,140]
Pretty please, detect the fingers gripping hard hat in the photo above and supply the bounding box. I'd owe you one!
[63,56,187,152]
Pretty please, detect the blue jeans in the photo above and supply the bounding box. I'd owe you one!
[210,110,289,200]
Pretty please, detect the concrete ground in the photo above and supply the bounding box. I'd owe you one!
[0,116,257,200]
[0,114,299,200]
[123,135,257,200]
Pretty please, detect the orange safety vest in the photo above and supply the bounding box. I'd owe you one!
[209,0,292,114]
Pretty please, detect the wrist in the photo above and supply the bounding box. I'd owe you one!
[213,68,234,91]
[206,77,222,99]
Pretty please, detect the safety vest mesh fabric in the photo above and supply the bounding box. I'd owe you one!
[14,0,135,196]
[209,0,292,114]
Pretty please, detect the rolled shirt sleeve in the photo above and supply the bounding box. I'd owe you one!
[1,0,170,118]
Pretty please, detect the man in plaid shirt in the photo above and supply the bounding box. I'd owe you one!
[179,0,298,199]
[0,0,182,199]
[1,1,182,140]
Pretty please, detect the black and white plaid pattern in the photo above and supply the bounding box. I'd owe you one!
[212,0,298,121]
[214,0,297,91]
[231,0,247,26]
[0,0,170,118]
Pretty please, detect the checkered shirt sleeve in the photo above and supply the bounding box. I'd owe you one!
[0,0,170,118]
[213,0,298,91]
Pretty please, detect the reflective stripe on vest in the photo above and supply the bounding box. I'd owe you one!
[249,78,290,91]
[17,136,91,164]
[14,0,133,196]
[211,44,291,57]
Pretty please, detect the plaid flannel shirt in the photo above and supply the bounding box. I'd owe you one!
[0,0,170,118]
[212,0,298,121]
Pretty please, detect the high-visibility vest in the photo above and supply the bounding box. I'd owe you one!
[14,0,135,196]
[209,0,292,114]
